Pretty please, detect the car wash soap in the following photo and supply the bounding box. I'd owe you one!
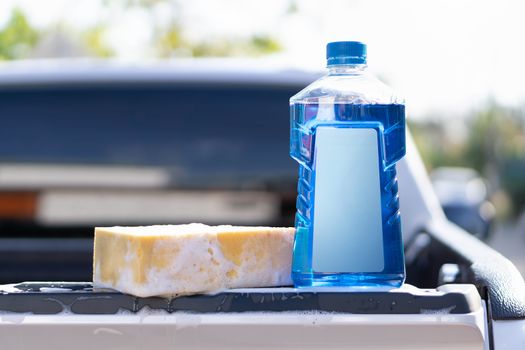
[290,41,406,287]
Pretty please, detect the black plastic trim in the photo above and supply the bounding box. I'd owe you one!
[424,220,525,320]
[0,282,479,315]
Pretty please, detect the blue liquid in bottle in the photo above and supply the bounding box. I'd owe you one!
[290,41,406,287]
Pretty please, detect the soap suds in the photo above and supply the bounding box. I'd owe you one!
[420,306,456,315]
[39,287,73,293]
[93,225,294,297]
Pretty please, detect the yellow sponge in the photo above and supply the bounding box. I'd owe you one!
[93,224,295,297]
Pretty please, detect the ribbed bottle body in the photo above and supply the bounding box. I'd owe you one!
[290,67,406,287]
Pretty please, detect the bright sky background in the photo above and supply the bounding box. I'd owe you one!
[2,0,525,119]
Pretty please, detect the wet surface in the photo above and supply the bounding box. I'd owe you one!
[0,282,478,315]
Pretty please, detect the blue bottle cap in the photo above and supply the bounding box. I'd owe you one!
[326,41,367,66]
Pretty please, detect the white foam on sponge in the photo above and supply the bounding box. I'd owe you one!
[93,224,295,297]
[102,223,210,237]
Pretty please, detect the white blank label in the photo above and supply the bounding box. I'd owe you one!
[312,127,384,273]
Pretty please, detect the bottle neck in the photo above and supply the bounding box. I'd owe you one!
[327,64,367,75]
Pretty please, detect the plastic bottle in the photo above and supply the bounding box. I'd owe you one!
[289,41,406,287]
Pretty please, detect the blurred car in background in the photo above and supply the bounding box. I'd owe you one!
[0,59,321,283]
[430,167,495,240]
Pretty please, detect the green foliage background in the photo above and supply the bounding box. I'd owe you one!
[411,104,525,216]
[0,9,39,60]
[0,6,281,60]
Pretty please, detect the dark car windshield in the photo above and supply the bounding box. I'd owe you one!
[0,84,298,185]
